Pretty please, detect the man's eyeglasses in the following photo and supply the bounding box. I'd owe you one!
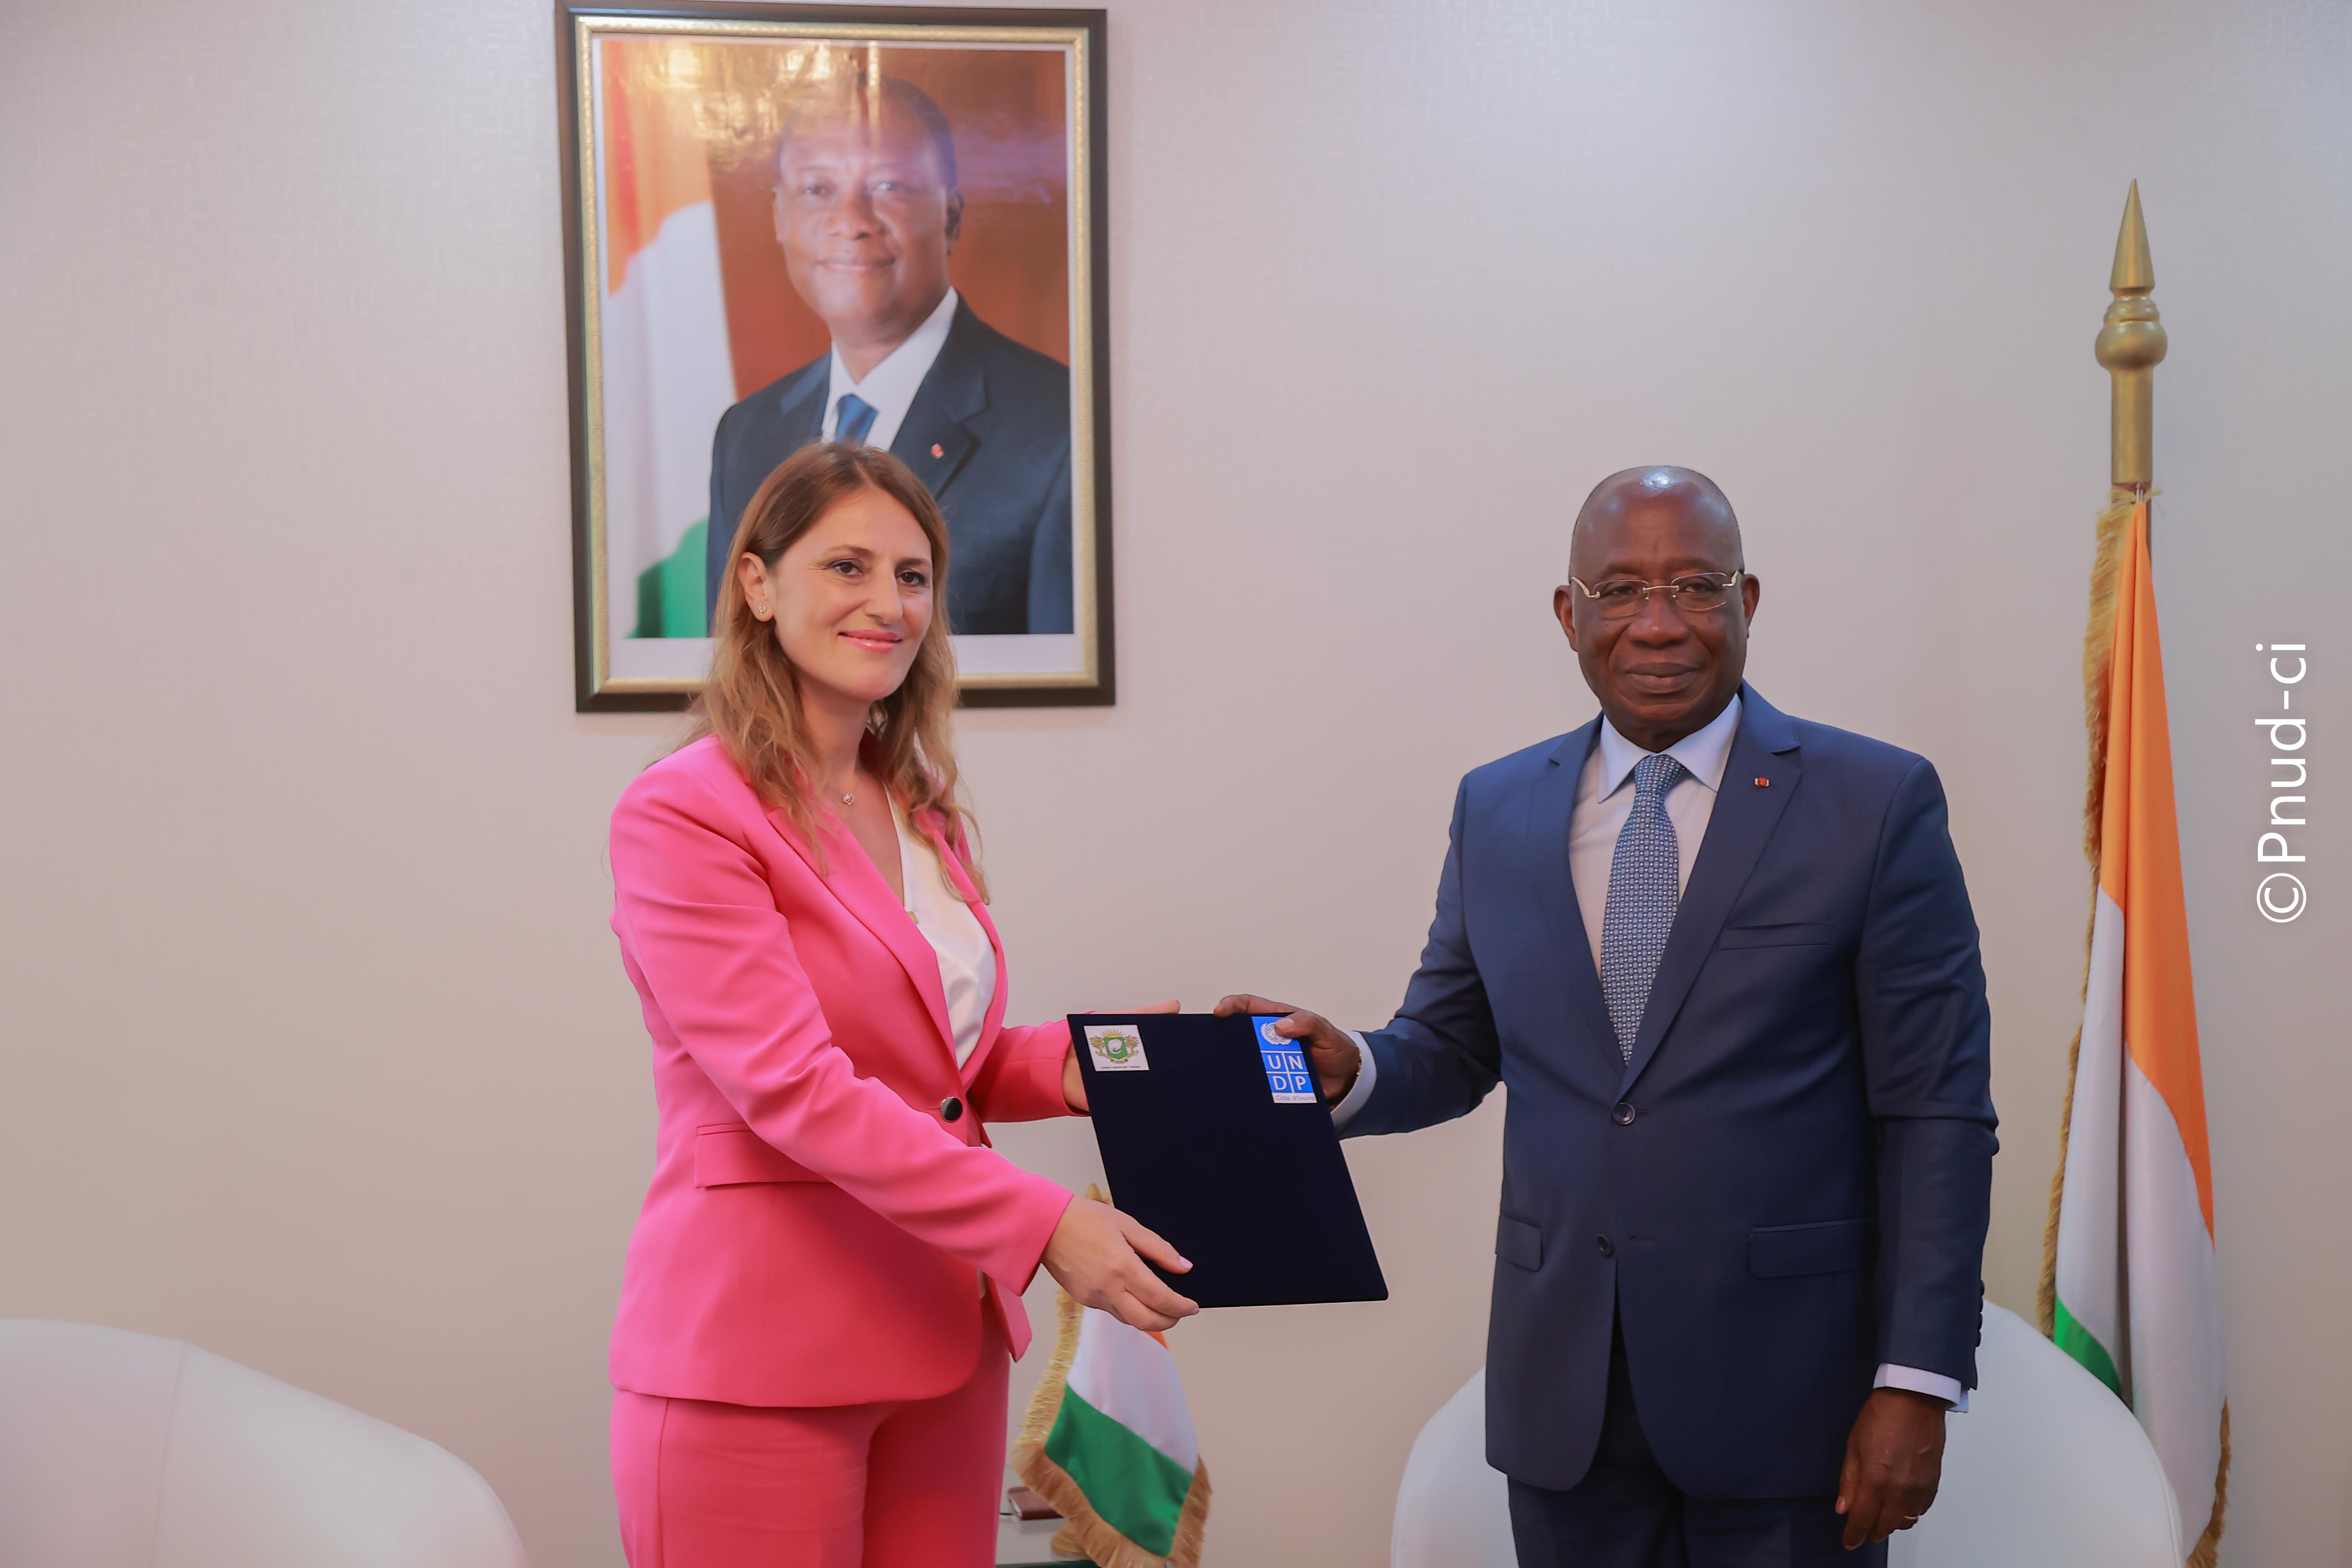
[1566,571,1745,619]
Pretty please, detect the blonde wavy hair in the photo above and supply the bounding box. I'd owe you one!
[684,441,984,900]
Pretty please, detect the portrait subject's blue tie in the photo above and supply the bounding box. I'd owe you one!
[1599,752,1689,1062]
[835,393,879,446]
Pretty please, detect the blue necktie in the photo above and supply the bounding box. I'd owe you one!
[1599,753,1688,1062]
[835,393,879,446]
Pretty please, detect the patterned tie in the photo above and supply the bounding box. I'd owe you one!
[835,393,879,446]
[1599,753,1688,1061]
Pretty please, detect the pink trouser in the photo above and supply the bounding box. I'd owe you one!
[611,1320,1009,1568]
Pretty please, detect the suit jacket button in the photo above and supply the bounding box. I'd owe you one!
[1596,1235,1615,1258]
[1612,1101,1636,1126]
[940,1096,964,1123]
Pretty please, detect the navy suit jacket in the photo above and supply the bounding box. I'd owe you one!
[1347,686,1997,1498]
[704,300,1074,636]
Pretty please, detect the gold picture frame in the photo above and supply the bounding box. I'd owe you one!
[557,3,1113,709]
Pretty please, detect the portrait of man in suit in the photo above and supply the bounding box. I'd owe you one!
[703,74,1075,638]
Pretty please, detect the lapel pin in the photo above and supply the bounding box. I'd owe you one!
[931,443,945,459]
[1754,777,1770,787]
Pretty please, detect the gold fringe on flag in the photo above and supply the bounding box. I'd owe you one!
[2036,486,2138,1339]
[1011,1186,1211,1568]
[1012,1290,1212,1568]
[2191,1405,2230,1568]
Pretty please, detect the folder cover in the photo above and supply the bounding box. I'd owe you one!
[1068,1012,1388,1308]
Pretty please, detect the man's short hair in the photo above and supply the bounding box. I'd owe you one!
[776,74,959,191]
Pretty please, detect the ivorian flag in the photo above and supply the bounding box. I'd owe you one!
[597,38,738,639]
[2044,497,2228,1565]
[1015,1212,1210,1568]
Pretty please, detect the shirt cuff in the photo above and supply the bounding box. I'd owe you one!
[1329,1031,1377,1128]
[1875,1363,1968,1413]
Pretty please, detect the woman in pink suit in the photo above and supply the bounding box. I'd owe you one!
[606,442,1196,1568]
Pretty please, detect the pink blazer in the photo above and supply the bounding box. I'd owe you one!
[606,736,1076,1408]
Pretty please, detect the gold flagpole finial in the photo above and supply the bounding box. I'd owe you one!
[2095,180,2166,491]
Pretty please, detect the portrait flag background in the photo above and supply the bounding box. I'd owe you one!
[591,37,1072,647]
[598,40,738,642]
[1015,1190,1210,1568]
[2043,496,2229,1565]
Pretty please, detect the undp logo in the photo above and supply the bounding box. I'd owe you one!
[1254,1016,1317,1104]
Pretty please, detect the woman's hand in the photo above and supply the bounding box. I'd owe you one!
[1041,1197,1200,1332]
[1062,1000,1179,1112]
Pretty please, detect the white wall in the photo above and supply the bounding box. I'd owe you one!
[3,0,2345,1563]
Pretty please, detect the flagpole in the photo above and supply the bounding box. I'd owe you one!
[2041,181,2164,1335]
[2039,179,2168,1337]
[2046,182,2232,1568]
[2096,181,2166,498]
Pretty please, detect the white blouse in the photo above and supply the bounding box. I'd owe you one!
[892,804,997,1068]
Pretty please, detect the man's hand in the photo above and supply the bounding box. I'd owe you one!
[1040,1196,1199,1332]
[1835,1387,1947,1548]
[1063,1001,1179,1112]
[1211,995,1360,1102]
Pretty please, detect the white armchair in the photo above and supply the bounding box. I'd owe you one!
[0,1320,529,1568]
[1392,1304,2181,1568]
[1390,1361,1515,1567]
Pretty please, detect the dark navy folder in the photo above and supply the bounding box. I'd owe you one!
[1068,1012,1387,1308]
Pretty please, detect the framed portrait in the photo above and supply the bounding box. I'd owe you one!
[557,2,1112,710]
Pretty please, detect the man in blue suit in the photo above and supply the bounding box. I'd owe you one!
[704,76,1072,637]
[1220,468,1996,1566]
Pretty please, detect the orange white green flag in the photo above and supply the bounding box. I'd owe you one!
[597,38,738,641]
[2045,497,2228,1565]
[1015,1209,1210,1568]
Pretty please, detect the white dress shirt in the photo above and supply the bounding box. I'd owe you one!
[822,287,960,454]
[891,801,995,1069]
[1329,695,1966,1409]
